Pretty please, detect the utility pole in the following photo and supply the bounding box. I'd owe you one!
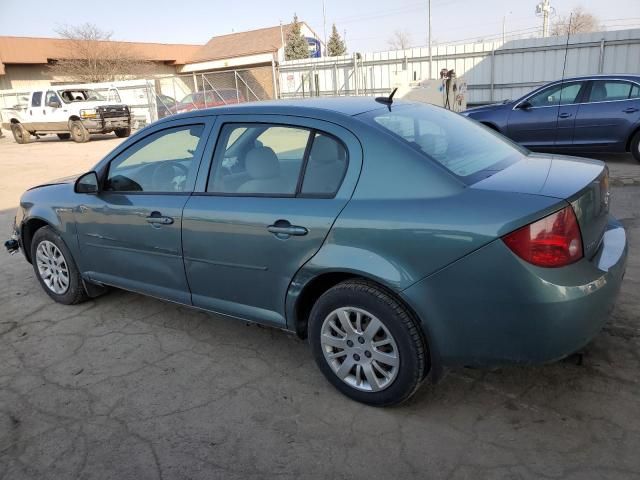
[427,0,432,79]
[322,0,327,57]
[536,0,552,37]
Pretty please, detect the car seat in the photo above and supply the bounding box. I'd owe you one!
[237,146,286,194]
[302,135,345,194]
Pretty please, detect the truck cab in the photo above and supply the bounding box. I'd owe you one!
[1,88,131,144]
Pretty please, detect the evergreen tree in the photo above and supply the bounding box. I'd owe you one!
[327,24,347,56]
[284,14,309,61]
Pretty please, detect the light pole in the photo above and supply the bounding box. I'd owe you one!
[427,0,432,79]
[322,0,327,56]
[536,0,552,37]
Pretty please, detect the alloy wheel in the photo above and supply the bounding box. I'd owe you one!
[35,240,70,295]
[320,307,400,392]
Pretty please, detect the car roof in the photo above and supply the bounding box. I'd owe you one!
[162,96,410,123]
[551,74,640,82]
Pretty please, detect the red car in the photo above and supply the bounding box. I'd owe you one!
[173,89,245,113]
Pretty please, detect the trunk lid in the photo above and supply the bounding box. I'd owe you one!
[472,153,610,259]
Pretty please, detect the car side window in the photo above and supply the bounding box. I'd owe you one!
[301,133,348,196]
[45,91,59,105]
[588,80,635,102]
[208,124,310,195]
[631,84,640,99]
[31,92,42,107]
[105,125,204,193]
[528,82,583,107]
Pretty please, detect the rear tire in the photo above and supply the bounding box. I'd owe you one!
[114,127,131,138]
[308,279,428,406]
[69,120,90,143]
[631,130,640,162]
[11,123,32,144]
[57,133,71,140]
[30,226,88,305]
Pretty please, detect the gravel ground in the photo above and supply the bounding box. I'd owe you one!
[0,132,639,480]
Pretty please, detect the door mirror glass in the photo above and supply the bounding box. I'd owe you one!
[75,171,100,194]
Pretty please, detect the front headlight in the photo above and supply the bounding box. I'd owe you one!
[80,109,97,119]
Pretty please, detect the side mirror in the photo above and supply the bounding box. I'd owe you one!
[48,100,61,108]
[75,171,100,194]
[516,101,532,110]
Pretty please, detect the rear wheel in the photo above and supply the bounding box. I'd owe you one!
[31,226,88,305]
[57,133,71,140]
[11,123,32,144]
[631,130,640,162]
[69,120,90,143]
[114,127,131,138]
[309,279,427,406]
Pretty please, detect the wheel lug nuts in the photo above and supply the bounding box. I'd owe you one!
[346,340,354,347]
[358,337,365,344]
[353,353,360,361]
[365,351,372,358]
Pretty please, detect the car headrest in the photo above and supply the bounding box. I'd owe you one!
[310,135,339,165]
[591,84,607,102]
[245,147,280,179]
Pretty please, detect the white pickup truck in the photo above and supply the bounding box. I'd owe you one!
[1,88,131,144]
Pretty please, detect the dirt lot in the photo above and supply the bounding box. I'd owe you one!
[0,133,639,479]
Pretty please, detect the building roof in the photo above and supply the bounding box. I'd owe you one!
[0,36,201,74]
[189,23,313,63]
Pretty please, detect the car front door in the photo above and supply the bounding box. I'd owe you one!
[74,119,212,304]
[573,79,640,149]
[507,81,586,148]
[42,90,68,131]
[182,115,362,327]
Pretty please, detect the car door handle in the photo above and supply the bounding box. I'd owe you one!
[558,112,572,118]
[267,221,308,237]
[623,107,639,113]
[146,211,174,225]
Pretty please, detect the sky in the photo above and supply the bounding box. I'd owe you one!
[0,0,639,52]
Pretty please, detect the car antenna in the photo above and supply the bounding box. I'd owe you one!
[375,87,398,107]
[553,13,573,150]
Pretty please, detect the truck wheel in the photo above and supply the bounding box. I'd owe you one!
[69,120,90,143]
[11,123,33,144]
[57,133,71,140]
[114,127,131,138]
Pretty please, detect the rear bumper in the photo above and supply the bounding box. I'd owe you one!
[402,217,627,368]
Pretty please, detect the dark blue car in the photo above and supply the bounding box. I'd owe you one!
[462,75,640,162]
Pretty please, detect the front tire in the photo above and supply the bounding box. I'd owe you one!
[309,279,428,406]
[69,120,90,143]
[11,123,32,144]
[631,130,640,162]
[31,226,88,305]
[114,127,131,138]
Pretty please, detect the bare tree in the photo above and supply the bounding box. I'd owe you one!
[49,23,152,83]
[388,29,412,50]
[551,7,600,36]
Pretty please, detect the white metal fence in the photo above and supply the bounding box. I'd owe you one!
[278,28,640,105]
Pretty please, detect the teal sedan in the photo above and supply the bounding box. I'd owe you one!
[5,97,628,406]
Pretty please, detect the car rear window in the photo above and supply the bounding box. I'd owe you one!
[360,104,526,184]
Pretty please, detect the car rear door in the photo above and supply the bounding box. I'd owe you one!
[74,117,213,304]
[573,79,640,149]
[182,114,362,327]
[507,81,586,148]
[26,91,44,130]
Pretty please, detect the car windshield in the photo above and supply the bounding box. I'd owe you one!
[361,103,527,184]
[58,89,105,103]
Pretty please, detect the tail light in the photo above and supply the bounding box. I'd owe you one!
[502,206,583,268]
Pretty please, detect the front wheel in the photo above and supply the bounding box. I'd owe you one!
[31,226,88,305]
[631,130,640,162]
[69,120,90,143]
[114,127,131,138]
[309,280,428,406]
